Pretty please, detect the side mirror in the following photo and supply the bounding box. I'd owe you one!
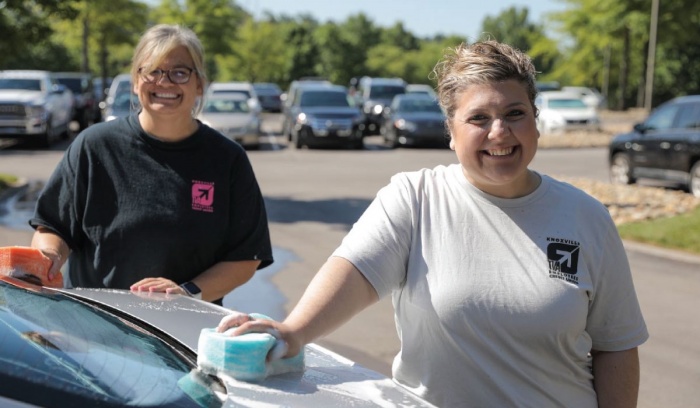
[633,122,648,134]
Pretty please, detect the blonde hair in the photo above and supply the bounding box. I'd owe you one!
[432,41,538,133]
[130,24,208,116]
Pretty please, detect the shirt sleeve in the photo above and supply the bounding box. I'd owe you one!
[332,173,414,298]
[586,227,649,351]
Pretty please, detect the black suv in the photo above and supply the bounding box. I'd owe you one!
[608,95,700,197]
[354,77,406,136]
[52,72,102,130]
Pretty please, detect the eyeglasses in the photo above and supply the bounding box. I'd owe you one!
[138,67,195,84]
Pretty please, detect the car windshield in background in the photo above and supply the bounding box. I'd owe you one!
[0,79,42,91]
[0,281,224,408]
[300,91,350,107]
[548,98,587,109]
[398,99,442,113]
[112,92,139,110]
[370,85,405,99]
[203,99,250,113]
[54,78,87,94]
[211,89,251,99]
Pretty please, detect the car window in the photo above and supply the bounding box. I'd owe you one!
[644,103,681,131]
[398,99,442,113]
[212,89,251,99]
[369,85,405,99]
[299,91,350,107]
[548,98,587,109]
[675,103,700,129]
[55,78,89,94]
[0,79,42,91]
[203,99,250,113]
[0,282,224,407]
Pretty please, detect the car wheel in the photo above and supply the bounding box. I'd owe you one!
[689,161,700,198]
[610,153,635,185]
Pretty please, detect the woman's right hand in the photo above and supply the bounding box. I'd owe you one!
[216,311,303,361]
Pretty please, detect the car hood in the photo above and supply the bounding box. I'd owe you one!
[0,90,45,104]
[55,287,436,407]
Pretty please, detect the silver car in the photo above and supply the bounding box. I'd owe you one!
[198,93,261,149]
[0,275,435,407]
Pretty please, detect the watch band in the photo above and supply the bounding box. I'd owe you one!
[180,281,202,300]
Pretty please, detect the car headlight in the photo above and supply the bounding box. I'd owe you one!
[372,104,384,115]
[395,119,417,132]
[296,112,308,125]
[26,105,46,117]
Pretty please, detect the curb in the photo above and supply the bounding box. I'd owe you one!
[623,240,700,266]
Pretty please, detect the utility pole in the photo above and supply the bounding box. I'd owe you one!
[644,0,659,112]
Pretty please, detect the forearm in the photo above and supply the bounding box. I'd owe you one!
[194,260,260,302]
[284,256,379,346]
[592,347,640,408]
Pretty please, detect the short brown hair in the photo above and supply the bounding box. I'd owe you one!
[432,41,538,132]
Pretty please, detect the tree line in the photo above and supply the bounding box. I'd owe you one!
[1,0,698,110]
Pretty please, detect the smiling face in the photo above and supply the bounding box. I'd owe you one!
[133,45,203,122]
[449,79,540,198]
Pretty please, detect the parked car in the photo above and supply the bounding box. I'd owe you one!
[286,84,364,149]
[281,79,332,138]
[609,95,700,197]
[100,74,138,122]
[252,82,283,112]
[535,91,601,135]
[207,82,261,113]
[52,72,102,131]
[354,77,407,136]
[561,86,607,109]
[381,94,447,148]
[198,93,261,149]
[0,70,74,147]
[0,275,435,407]
[405,84,437,99]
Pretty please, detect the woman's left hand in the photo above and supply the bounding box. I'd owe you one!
[130,277,186,296]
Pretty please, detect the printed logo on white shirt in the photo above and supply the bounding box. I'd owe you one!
[546,237,580,284]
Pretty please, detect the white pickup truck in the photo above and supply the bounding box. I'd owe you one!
[0,70,74,147]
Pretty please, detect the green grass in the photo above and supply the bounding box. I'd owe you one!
[0,173,18,190]
[618,206,700,254]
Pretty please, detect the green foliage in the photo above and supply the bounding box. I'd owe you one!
[618,206,700,254]
[2,0,697,108]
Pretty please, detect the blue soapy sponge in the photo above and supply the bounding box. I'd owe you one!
[197,314,305,382]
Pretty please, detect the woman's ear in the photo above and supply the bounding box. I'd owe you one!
[449,137,455,150]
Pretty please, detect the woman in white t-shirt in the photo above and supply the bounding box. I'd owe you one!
[218,41,648,407]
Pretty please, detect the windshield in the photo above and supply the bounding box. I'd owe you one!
[203,98,250,113]
[0,281,224,407]
[397,99,442,113]
[369,85,405,100]
[55,78,87,94]
[299,91,350,107]
[547,98,587,109]
[0,79,42,91]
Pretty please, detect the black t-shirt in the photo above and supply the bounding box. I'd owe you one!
[30,114,273,303]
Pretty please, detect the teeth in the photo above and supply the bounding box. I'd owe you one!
[154,92,178,99]
[487,147,513,156]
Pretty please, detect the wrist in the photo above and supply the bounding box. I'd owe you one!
[180,281,202,300]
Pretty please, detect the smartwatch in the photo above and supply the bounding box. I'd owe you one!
[180,281,202,300]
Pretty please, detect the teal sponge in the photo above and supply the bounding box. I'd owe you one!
[196,315,305,382]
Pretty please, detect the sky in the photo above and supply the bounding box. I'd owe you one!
[238,0,566,40]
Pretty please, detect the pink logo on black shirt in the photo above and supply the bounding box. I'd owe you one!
[192,180,215,212]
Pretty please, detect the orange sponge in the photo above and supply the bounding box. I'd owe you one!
[0,246,63,288]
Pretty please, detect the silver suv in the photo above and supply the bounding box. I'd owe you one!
[0,70,74,147]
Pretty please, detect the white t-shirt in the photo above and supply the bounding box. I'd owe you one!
[332,164,648,407]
